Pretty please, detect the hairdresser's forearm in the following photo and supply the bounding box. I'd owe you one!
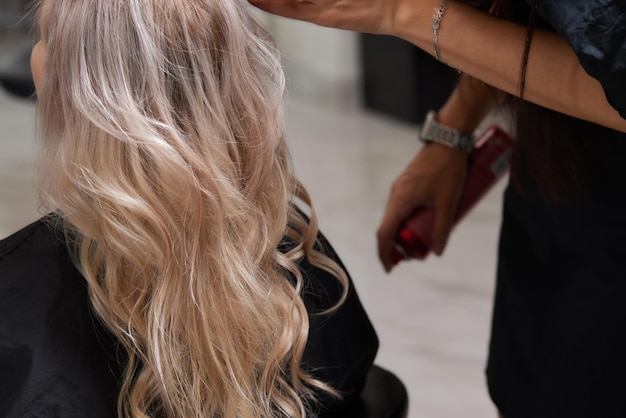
[393,0,626,133]
[436,74,502,132]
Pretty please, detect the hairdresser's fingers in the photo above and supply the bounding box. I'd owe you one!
[248,0,389,34]
[248,0,317,22]
[377,197,418,273]
[376,156,432,272]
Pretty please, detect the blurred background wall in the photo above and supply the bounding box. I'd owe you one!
[256,11,457,121]
[263,15,362,108]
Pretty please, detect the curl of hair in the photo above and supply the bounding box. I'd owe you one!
[34,0,348,416]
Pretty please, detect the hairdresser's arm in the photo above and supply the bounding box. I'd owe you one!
[377,75,500,272]
[250,0,626,133]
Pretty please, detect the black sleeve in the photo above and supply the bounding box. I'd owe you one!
[532,0,626,119]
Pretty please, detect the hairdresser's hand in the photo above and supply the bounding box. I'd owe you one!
[377,142,468,272]
[377,75,497,272]
[248,0,435,35]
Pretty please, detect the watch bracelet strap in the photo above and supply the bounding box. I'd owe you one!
[418,111,474,152]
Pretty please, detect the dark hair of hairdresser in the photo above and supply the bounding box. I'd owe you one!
[468,0,594,201]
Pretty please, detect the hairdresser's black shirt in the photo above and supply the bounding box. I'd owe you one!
[487,1,626,418]
[531,0,626,120]
[0,216,378,417]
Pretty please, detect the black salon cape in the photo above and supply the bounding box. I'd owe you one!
[486,1,626,417]
[0,216,378,417]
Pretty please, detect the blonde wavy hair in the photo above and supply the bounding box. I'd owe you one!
[33,0,348,416]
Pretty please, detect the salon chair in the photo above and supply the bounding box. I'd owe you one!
[0,0,35,99]
[0,45,34,99]
[341,364,409,418]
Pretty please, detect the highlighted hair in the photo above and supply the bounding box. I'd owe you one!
[34,0,347,416]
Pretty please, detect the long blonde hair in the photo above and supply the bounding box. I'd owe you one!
[34,0,348,416]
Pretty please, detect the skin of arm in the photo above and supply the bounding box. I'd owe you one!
[377,75,500,271]
[250,0,626,133]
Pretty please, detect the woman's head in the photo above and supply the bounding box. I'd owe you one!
[34,0,292,263]
[31,1,347,417]
[35,0,287,209]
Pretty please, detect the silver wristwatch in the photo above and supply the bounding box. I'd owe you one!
[418,111,474,152]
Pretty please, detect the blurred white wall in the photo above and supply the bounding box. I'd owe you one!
[256,12,361,109]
